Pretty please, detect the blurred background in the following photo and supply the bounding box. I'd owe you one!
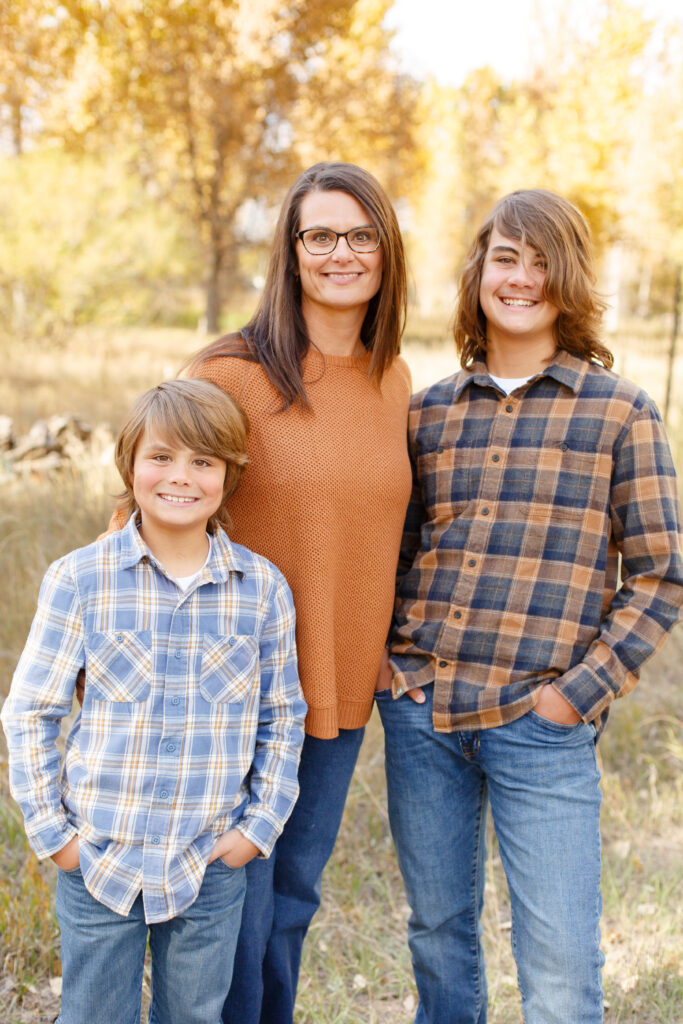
[1,2,681,1021]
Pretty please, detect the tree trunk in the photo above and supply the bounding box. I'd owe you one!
[204,239,223,335]
[11,99,23,156]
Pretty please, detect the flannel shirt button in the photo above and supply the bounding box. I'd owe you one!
[437,446,444,453]
[160,790,168,799]
[151,835,160,845]
[167,743,176,752]
[174,650,182,659]
[560,442,569,451]
[468,559,476,567]
[115,634,123,643]
[482,507,489,515]
[453,610,462,618]
[229,636,236,645]
[492,454,500,462]
[171,696,180,706]
[439,660,448,668]
[505,404,514,413]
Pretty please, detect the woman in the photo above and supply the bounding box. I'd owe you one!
[187,163,412,1024]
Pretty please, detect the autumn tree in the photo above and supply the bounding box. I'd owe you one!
[0,1,79,154]
[52,0,417,331]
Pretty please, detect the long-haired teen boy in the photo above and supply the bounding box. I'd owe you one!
[380,190,683,1024]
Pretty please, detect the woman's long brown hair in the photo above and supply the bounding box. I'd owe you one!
[188,162,407,409]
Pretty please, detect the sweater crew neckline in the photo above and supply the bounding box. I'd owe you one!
[304,347,371,370]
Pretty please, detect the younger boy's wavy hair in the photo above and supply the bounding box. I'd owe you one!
[115,379,249,534]
[454,189,612,369]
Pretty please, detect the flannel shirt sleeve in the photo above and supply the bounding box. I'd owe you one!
[1,557,84,858]
[234,573,306,857]
[396,418,426,586]
[554,404,683,721]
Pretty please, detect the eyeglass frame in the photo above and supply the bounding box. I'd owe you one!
[295,225,382,255]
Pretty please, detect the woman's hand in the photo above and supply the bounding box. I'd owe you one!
[534,684,581,725]
[51,836,80,871]
[208,829,260,868]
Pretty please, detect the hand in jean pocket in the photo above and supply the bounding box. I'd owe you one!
[534,683,581,725]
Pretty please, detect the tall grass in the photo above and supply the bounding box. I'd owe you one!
[1,327,681,1022]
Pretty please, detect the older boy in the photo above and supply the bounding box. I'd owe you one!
[378,190,683,1023]
[2,379,306,1024]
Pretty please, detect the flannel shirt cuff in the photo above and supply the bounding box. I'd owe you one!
[27,817,79,861]
[552,662,615,724]
[235,810,283,859]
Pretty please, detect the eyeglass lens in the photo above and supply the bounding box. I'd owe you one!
[300,227,380,254]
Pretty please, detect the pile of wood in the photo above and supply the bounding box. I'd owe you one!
[0,415,115,479]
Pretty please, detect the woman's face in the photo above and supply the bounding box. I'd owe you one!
[295,190,383,320]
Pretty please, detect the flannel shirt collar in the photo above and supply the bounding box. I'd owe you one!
[457,349,590,400]
[118,513,246,582]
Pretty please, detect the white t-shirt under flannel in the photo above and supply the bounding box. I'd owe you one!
[2,515,306,922]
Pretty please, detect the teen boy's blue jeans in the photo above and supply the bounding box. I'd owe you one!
[376,684,605,1024]
[222,726,365,1024]
[55,859,246,1024]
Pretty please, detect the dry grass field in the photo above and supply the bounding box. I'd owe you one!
[1,325,681,1023]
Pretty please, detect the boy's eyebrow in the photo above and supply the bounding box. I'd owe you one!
[139,438,218,458]
[138,438,175,451]
[490,243,546,258]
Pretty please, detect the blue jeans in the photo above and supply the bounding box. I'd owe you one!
[55,859,246,1024]
[222,726,365,1024]
[377,685,604,1024]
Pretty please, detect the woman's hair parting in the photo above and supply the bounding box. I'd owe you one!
[189,161,407,408]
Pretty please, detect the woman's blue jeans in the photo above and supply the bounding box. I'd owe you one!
[377,684,604,1024]
[221,726,365,1024]
[55,859,246,1024]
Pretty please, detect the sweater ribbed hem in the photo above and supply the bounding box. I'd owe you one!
[305,697,375,740]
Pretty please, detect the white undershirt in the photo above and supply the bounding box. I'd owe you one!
[168,536,212,591]
[488,374,533,396]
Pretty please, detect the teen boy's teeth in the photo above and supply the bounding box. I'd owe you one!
[501,298,535,306]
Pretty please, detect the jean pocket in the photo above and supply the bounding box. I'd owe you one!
[527,709,584,734]
[374,688,393,702]
[85,630,152,702]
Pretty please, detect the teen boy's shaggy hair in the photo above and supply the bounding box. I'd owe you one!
[454,189,613,369]
[115,379,249,533]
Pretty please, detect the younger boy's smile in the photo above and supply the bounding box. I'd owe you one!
[132,429,226,541]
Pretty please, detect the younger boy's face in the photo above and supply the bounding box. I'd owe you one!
[479,227,559,350]
[132,428,227,536]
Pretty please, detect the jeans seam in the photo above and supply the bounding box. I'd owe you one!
[470,774,487,1019]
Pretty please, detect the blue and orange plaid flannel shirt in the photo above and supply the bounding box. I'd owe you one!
[390,351,683,733]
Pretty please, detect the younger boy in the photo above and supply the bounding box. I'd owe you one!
[379,190,683,1023]
[2,379,306,1024]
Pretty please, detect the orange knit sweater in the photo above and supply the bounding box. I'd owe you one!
[192,349,412,738]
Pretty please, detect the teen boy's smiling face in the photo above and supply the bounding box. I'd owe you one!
[479,227,559,351]
[132,429,226,539]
